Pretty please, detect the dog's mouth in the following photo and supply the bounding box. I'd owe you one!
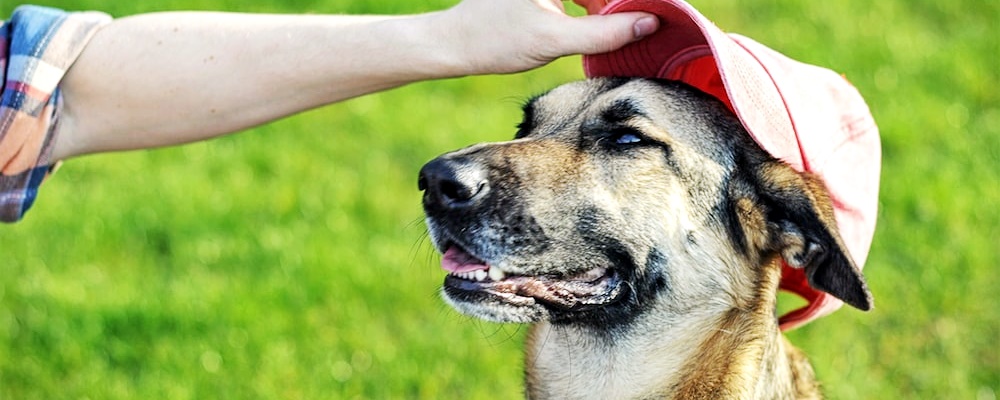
[440,244,622,311]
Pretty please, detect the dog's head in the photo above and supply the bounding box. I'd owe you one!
[419,78,871,329]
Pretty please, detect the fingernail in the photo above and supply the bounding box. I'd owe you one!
[633,16,659,39]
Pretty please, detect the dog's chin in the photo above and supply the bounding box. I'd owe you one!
[440,246,624,323]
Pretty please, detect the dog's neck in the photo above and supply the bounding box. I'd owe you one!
[523,256,818,400]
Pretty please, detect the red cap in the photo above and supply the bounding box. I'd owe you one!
[583,0,880,330]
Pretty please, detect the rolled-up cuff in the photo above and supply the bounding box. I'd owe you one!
[0,5,111,222]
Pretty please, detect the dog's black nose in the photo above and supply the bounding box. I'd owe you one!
[418,157,489,209]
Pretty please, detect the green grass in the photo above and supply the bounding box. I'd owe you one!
[2,0,997,399]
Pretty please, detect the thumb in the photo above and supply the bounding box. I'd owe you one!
[564,12,659,55]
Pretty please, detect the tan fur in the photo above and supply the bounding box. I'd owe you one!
[667,257,818,399]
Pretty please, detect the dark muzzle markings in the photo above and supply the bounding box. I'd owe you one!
[418,132,628,323]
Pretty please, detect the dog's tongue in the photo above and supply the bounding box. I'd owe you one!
[441,247,489,273]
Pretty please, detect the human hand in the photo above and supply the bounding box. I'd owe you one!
[434,0,657,75]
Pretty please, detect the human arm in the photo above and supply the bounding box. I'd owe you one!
[51,0,658,160]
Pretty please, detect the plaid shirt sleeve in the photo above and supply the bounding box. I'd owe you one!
[0,5,110,223]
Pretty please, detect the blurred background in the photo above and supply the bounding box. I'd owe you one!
[1,0,996,398]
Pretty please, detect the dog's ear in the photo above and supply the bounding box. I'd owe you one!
[751,162,873,311]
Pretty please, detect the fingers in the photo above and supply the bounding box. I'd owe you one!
[560,12,659,55]
[434,0,659,75]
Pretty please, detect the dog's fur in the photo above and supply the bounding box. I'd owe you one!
[419,78,872,399]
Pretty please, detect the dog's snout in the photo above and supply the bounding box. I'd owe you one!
[419,157,489,208]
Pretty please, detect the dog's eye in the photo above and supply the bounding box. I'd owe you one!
[608,128,645,146]
[615,133,642,145]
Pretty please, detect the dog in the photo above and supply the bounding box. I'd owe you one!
[418,78,873,399]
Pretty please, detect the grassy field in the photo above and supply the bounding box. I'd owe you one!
[2,0,997,398]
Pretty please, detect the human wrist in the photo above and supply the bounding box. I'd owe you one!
[367,12,474,82]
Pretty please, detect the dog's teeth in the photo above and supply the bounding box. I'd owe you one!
[488,267,506,281]
[474,270,488,281]
[452,268,504,282]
